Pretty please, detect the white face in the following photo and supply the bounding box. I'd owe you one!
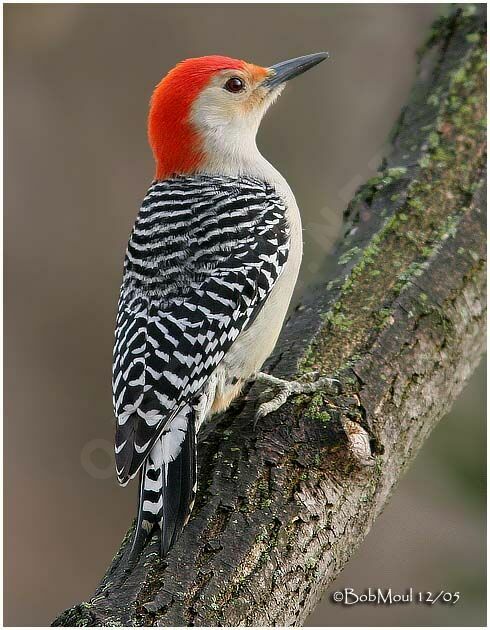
[190,67,284,174]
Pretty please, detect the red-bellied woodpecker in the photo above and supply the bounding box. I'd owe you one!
[113,52,334,560]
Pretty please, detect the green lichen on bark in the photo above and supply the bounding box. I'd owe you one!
[300,21,486,381]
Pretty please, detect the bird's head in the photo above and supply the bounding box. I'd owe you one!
[148,53,328,180]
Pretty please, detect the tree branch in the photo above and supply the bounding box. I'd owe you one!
[54,6,486,627]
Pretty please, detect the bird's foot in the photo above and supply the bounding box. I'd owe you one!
[254,371,341,423]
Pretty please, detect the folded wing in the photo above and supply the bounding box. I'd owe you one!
[112,175,290,484]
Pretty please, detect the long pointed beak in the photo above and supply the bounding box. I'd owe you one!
[263,52,329,88]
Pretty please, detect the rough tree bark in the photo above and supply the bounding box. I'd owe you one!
[54,6,486,627]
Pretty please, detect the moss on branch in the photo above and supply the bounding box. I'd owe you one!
[302,32,485,379]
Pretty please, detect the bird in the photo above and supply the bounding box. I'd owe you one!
[112,52,335,561]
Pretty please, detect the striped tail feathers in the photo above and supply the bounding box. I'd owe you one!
[128,404,197,561]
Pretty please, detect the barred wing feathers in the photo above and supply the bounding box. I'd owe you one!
[113,176,289,484]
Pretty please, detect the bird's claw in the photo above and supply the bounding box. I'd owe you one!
[253,371,342,427]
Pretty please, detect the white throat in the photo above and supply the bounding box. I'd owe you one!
[195,117,273,178]
[190,85,287,185]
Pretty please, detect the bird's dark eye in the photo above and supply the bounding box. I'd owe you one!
[224,77,245,93]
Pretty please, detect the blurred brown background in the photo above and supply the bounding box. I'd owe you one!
[4,4,485,627]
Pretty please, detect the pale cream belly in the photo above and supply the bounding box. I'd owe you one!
[210,202,303,415]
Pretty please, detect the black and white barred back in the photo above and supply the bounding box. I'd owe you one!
[113,175,290,557]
